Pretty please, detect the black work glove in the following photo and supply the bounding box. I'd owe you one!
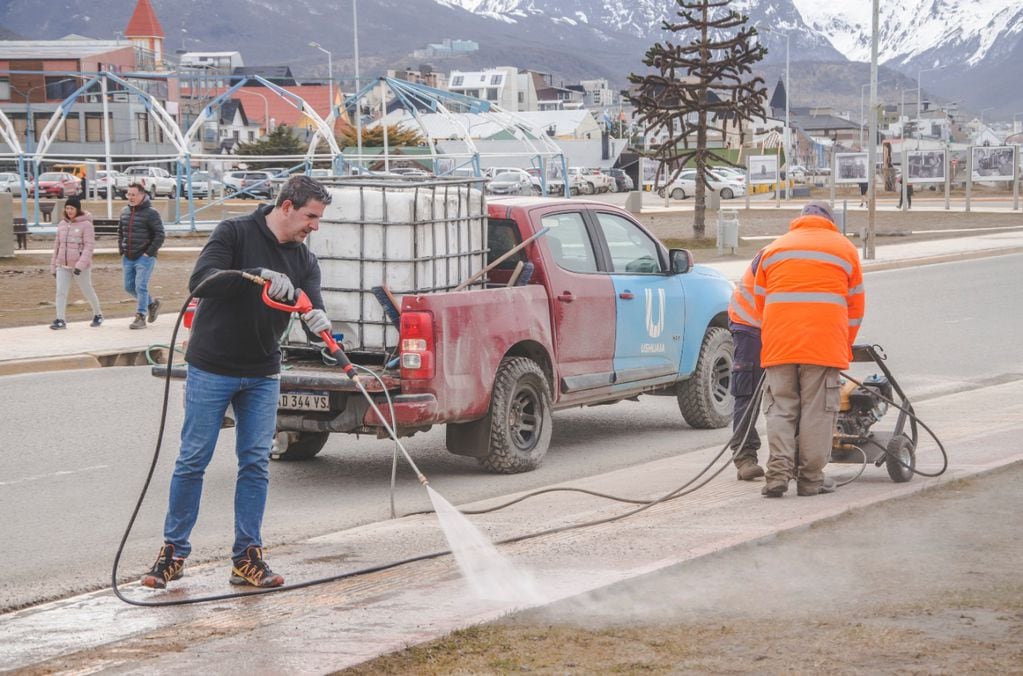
[258,268,295,302]
[73,268,81,276]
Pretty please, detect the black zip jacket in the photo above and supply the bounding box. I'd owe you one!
[185,204,324,377]
[117,197,165,259]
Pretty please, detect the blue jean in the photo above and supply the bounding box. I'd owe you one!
[122,254,156,315]
[164,365,280,560]
[730,325,763,460]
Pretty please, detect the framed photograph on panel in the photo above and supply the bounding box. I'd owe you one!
[747,155,777,185]
[906,150,945,183]
[835,152,868,183]
[972,146,1015,181]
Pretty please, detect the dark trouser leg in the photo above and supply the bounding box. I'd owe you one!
[730,329,763,464]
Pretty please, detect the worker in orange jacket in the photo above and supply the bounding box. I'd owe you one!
[754,201,865,497]
[728,249,765,480]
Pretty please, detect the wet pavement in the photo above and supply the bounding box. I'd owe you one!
[2,377,1021,672]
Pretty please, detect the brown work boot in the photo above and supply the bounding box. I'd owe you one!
[797,476,837,497]
[129,313,147,330]
[735,457,765,481]
[761,478,788,498]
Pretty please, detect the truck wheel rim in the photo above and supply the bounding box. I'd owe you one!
[509,385,541,449]
[712,357,731,404]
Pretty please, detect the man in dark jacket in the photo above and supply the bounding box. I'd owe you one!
[118,183,165,329]
[141,175,333,590]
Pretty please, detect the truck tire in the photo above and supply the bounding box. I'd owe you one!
[479,357,553,474]
[677,326,733,429]
[271,431,329,461]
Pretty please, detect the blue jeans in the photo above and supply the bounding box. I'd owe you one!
[164,365,280,560]
[123,254,157,315]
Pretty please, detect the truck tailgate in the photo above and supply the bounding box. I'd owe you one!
[401,284,554,422]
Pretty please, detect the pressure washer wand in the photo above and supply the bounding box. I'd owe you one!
[244,273,429,485]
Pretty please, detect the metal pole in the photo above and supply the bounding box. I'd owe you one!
[327,50,333,111]
[965,147,972,213]
[866,0,879,259]
[1014,145,1020,211]
[353,0,363,167]
[900,145,908,211]
[944,146,950,210]
[784,32,790,201]
[101,73,114,219]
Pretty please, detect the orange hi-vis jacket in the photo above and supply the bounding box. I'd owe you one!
[728,250,763,329]
[754,215,865,369]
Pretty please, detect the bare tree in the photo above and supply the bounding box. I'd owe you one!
[628,0,767,238]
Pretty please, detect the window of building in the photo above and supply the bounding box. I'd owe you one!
[233,130,240,141]
[135,112,150,143]
[486,88,499,101]
[450,75,464,87]
[7,113,27,142]
[490,74,502,86]
[84,113,112,142]
[518,92,524,104]
[0,78,10,100]
[248,130,255,141]
[44,76,78,101]
[59,114,82,142]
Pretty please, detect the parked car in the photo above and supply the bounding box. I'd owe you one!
[580,168,615,193]
[486,167,541,194]
[546,170,588,196]
[178,171,221,199]
[487,171,533,196]
[237,171,275,199]
[608,168,634,192]
[30,172,81,198]
[710,166,747,183]
[124,166,177,197]
[94,170,129,198]
[0,172,26,195]
[784,164,808,182]
[659,168,747,200]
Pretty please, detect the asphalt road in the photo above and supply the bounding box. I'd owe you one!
[1,253,1020,612]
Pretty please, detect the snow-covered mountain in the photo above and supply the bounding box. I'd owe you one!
[1,0,1020,117]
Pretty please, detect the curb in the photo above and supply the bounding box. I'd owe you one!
[0,346,168,377]
[861,246,1023,273]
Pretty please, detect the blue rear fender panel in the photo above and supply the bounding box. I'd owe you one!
[678,264,733,377]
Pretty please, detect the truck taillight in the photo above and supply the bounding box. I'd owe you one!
[399,311,434,379]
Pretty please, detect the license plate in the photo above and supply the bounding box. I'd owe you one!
[278,391,329,411]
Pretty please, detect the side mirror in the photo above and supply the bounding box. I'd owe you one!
[669,248,693,274]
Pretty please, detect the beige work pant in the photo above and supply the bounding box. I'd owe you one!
[763,364,840,491]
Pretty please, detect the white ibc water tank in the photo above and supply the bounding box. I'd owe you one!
[307,179,487,352]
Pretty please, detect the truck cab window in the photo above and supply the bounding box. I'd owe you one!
[594,212,663,274]
[541,212,598,273]
[487,218,525,270]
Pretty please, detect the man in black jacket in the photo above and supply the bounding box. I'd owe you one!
[118,183,165,329]
[141,175,333,590]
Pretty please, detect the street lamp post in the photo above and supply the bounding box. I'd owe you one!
[899,88,920,136]
[237,89,270,137]
[309,41,333,115]
[353,0,363,167]
[980,107,993,125]
[916,65,946,137]
[762,26,790,199]
[1013,112,1023,134]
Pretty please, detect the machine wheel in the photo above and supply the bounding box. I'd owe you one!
[720,187,734,200]
[677,327,733,428]
[271,431,330,461]
[671,187,687,200]
[478,357,552,474]
[885,433,915,482]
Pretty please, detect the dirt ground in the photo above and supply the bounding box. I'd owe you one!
[343,463,1023,674]
[3,207,1020,330]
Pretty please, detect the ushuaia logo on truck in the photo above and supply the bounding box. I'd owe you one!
[645,288,665,338]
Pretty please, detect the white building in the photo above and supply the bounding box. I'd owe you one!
[446,67,538,112]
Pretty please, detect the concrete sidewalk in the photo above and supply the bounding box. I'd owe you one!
[2,230,1021,377]
[3,377,1021,672]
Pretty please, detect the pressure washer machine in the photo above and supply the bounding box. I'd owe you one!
[831,344,918,482]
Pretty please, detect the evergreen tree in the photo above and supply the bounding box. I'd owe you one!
[234,125,307,167]
[337,125,425,148]
[628,0,767,238]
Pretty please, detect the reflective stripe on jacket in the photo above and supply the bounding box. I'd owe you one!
[728,249,763,328]
[753,215,864,369]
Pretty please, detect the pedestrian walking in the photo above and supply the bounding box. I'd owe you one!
[754,201,865,498]
[896,176,913,209]
[141,176,333,590]
[49,195,102,329]
[118,183,164,329]
[728,248,765,480]
[858,181,868,207]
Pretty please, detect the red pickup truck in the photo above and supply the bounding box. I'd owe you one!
[276,194,735,471]
[158,193,735,474]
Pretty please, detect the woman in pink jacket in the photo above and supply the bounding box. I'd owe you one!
[50,195,103,329]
